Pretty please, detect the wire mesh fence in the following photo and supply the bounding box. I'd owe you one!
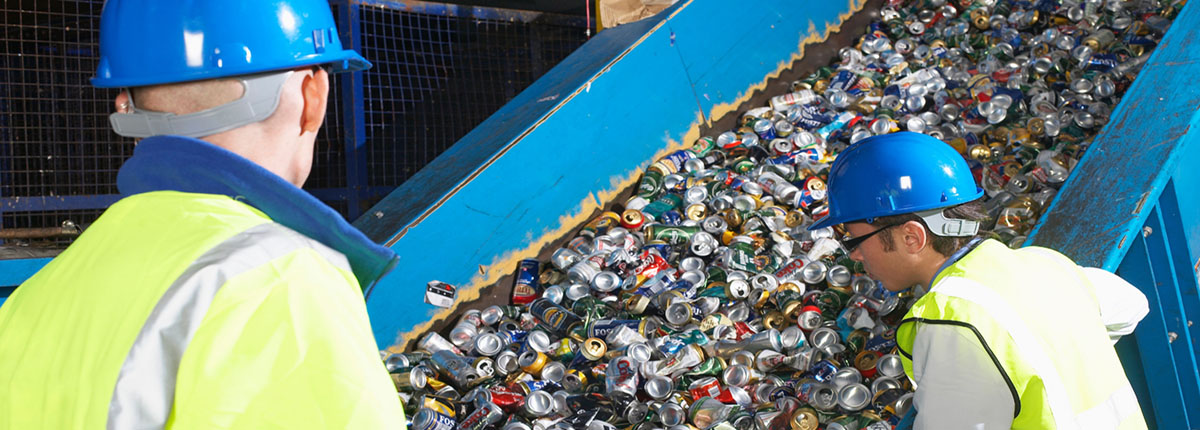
[349,1,589,212]
[0,0,590,251]
[0,0,127,249]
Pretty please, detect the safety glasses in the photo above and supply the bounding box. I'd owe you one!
[841,223,901,252]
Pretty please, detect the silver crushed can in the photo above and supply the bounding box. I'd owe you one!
[473,332,506,357]
[644,375,674,400]
[431,350,480,389]
[591,271,621,293]
[456,401,503,430]
[797,381,837,412]
[836,383,871,412]
[740,328,782,352]
[421,332,464,355]
[540,361,566,383]
[605,355,639,402]
[876,353,905,379]
[657,401,686,426]
[495,350,520,376]
[808,327,840,350]
[524,390,555,417]
[831,366,862,389]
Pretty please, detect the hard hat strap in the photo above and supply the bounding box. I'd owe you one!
[916,208,980,237]
[108,70,293,138]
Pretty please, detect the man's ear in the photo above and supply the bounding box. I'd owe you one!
[900,219,929,254]
[114,90,132,113]
[299,68,330,134]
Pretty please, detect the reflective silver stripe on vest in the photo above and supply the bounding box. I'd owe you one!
[107,223,352,430]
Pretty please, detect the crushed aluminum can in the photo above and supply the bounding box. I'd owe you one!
[414,407,458,430]
[831,366,862,390]
[605,356,640,402]
[473,333,506,357]
[645,375,675,400]
[391,367,429,391]
[524,390,555,418]
[456,402,503,430]
[797,382,837,412]
[875,353,905,379]
[657,401,687,426]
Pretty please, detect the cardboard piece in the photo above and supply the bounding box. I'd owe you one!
[599,0,677,28]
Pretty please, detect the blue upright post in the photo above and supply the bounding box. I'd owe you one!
[335,0,369,220]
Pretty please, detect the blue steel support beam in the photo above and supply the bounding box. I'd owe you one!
[356,0,875,350]
[1143,203,1200,417]
[1116,233,1185,427]
[1156,181,1200,365]
[337,0,369,220]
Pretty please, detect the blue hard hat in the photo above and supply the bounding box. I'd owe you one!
[809,132,983,230]
[92,0,370,88]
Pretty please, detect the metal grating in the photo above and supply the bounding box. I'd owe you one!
[356,3,589,198]
[0,0,129,248]
[307,1,349,192]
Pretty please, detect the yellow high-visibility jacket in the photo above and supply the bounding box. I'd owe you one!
[0,136,404,429]
[897,239,1147,430]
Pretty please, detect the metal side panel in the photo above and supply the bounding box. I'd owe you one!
[1156,181,1200,367]
[1172,137,1200,285]
[1116,231,1185,428]
[1116,199,1200,429]
[356,0,874,350]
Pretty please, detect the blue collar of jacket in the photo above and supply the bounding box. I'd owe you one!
[116,135,397,295]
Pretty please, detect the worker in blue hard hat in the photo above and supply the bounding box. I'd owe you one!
[0,1,404,428]
[810,132,1149,429]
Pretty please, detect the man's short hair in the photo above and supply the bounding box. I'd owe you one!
[130,78,244,116]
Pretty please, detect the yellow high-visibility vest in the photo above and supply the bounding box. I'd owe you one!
[897,239,1145,430]
[0,191,405,429]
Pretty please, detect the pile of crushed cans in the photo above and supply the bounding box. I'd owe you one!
[386,0,1180,428]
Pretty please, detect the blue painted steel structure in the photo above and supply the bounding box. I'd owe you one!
[356,0,877,350]
[1026,1,1200,427]
[0,258,51,302]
